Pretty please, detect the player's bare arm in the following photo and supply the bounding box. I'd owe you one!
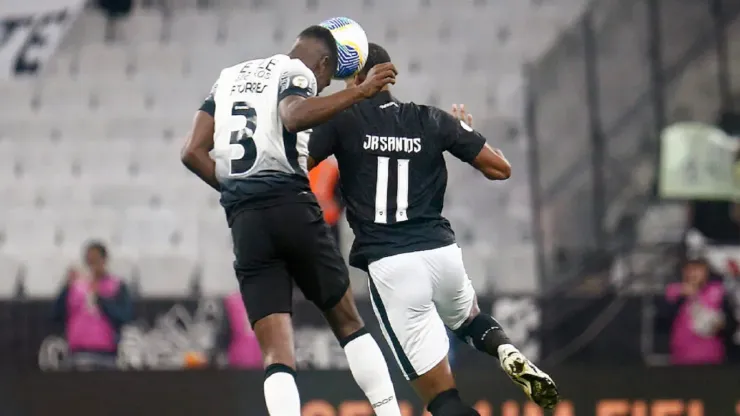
[451,103,511,180]
[180,110,221,192]
[279,62,398,133]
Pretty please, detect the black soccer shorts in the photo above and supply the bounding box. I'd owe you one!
[230,202,350,326]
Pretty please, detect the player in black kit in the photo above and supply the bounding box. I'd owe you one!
[308,43,560,415]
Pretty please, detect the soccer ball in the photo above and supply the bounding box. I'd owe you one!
[320,17,369,79]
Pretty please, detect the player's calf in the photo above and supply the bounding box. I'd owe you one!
[324,291,403,416]
[252,313,302,416]
[452,313,513,359]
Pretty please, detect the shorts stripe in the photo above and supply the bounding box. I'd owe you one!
[368,278,418,380]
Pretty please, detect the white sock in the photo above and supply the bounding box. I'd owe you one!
[264,371,301,416]
[343,333,402,416]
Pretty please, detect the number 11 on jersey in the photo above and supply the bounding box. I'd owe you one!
[374,156,409,224]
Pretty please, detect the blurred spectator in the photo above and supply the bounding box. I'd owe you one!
[309,158,343,244]
[52,241,133,370]
[658,258,737,365]
[96,0,133,42]
[213,292,262,369]
[97,0,132,17]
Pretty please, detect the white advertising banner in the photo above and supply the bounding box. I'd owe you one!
[0,0,85,79]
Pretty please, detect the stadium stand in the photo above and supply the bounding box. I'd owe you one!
[0,0,590,297]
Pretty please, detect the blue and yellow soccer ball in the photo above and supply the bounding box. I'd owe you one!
[320,17,369,79]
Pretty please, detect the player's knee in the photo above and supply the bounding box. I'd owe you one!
[427,389,480,416]
[330,316,365,341]
[324,291,365,339]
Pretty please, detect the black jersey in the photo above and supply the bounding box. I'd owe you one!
[309,91,486,271]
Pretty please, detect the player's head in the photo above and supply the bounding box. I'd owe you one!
[84,240,109,277]
[345,42,391,88]
[289,25,338,93]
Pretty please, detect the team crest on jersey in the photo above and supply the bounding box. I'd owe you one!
[292,75,309,89]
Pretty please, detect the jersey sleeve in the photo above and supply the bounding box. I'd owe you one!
[309,118,340,163]
[277,60,318,102]
[431,107,487,163]
[198,80,218,117]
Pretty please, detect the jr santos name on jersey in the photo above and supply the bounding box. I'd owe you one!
[363,135,422,153]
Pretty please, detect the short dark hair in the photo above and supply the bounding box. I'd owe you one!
[359,42,392,77]
[298,25,338,72]
[85,240,108,259]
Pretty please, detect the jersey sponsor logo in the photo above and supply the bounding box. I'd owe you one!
[229,58,278,96]
[363,135,422,153]
[292,75,309,89]
[234,58,276,82]
[460,120,473,132]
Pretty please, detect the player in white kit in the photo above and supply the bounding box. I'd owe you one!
[180,25,403,416]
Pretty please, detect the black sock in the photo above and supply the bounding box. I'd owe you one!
[453,314,512,359]
[427,389,480,416]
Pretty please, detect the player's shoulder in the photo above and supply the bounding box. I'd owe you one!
[277,55,314,76]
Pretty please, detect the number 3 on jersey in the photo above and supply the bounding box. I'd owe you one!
[374,156,409,224]
[229,101,258,175]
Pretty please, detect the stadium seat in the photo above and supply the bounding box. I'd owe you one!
[0,210,59,257]
[460,244,489,294]
[119,208,198,257]
[137,254,196,297]
[91,182,156,210]
[108,254,138,283]
[59,11,107,50]
[0,255,21,298]
[36,185,93,211]
[131,43,187,79]
[56,209,122,257]
[35,82,91,117]
[75,140,134,181]
[166,9,224,45]
[130,141,188,180]
[197,213,233,260]
[489,245,539,293]
[118,10,165,44]
[75,44,134,81]
[13,142,78,184]
[91,86,150,118]
[23,255,73,298]
[200,259,239,296]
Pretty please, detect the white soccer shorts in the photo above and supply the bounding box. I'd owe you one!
[367,243,476,380]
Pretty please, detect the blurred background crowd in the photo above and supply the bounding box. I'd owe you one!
[1,0,740,383]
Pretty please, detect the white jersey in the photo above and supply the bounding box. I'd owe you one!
[204,54,319,214]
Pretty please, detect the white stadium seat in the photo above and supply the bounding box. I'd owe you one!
[0,255,22,298]
[137,254,196,297]
[201,259,239,297]
[23,255,73,298]
[1,210,60,257]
